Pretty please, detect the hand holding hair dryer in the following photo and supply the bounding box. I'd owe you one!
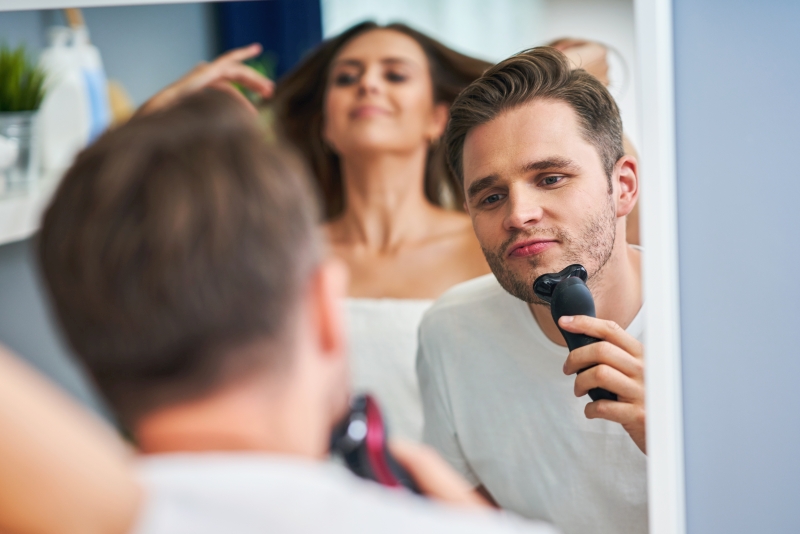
[330,394,421,493]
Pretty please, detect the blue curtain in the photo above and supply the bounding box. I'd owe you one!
[215,0,322,79]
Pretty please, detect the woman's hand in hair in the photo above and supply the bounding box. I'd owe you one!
[548,38,610,86]
[138,43,275,116]
[389,440,491,509]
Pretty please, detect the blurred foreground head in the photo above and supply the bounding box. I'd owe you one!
[39,91,349,435]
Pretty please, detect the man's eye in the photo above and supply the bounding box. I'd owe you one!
[483,193,505,205]
[386,72,408,83]
[333,73,358,86]
[542,175,564,186]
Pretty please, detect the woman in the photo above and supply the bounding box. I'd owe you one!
[269,23,492,440]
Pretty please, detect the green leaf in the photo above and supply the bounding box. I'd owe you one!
[0,43,48,112]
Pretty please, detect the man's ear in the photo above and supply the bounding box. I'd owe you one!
[311,257,349,360]
[614,155,639,218]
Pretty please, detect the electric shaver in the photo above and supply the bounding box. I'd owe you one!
[533,264,617,402]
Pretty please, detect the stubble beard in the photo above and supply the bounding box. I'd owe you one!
[482,196,618,305]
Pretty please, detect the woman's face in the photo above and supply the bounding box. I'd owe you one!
[323,29,448,158]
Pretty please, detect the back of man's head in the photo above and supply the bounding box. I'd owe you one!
[444,46,624,190]
[39,91,322,429]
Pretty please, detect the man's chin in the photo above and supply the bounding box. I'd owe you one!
[487,265,538,304]
[483,247,577,304]
[491,259,577,305]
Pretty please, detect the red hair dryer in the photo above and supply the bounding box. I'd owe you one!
[330,394,421,493]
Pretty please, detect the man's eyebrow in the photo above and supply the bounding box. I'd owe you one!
[521,157,580,173]
[466,175,499,200]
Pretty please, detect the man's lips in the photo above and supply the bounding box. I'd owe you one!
[507,239,557,257]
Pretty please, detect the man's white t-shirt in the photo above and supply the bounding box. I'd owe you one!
[132,453,559,534]
[417,274,648,534]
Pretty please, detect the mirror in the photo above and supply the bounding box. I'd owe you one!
[0,4,672,534]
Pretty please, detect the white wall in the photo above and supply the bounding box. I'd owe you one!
[541,0,639,149]
[322,0,545,64]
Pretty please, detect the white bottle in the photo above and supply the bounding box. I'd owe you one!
[72,26,111,142]
[38,26,91,174]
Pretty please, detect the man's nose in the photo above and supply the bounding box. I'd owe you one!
[503,190,544,231]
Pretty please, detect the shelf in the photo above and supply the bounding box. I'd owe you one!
[0,171,63,246]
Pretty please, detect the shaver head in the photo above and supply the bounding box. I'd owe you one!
[533,264,589,304]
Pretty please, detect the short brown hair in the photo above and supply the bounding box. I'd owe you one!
[38,91,321,428]
[273,21,491,219]
[445,47,624,189]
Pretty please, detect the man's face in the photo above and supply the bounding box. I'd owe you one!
[462,99,618,304]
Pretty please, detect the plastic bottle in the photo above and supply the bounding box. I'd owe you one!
[38,26,91,174]
[72,26,111,142]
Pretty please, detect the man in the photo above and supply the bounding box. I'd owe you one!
[417,47,647,534]
[37,90,555,534]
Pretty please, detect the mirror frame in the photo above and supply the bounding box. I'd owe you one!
[635,0,686,533]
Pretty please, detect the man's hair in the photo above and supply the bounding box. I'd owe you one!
[38,91,322,428]
[445,47,624,189]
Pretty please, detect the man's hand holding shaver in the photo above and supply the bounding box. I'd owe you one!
[559,315,646,454]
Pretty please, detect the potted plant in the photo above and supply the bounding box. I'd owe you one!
[0,44,46,192]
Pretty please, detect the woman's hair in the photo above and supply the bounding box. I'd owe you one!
[272,21,492,219]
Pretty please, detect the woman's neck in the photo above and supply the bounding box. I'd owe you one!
[331,147,440,252]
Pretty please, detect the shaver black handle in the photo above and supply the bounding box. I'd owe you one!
[551,277,618,402]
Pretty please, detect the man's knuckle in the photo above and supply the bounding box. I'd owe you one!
[594,402,609,417]
[595,364,612,383]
